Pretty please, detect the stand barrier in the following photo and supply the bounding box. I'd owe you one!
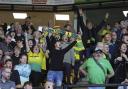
[17,84,128,89]
[64,84,128,89]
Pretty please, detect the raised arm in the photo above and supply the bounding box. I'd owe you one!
[77,8,88,34]
[95,13,109,33]
[46,36,51,51]
[25,32,30,52]
[77,8,89,49]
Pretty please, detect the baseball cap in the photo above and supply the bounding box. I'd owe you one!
[94,47,103,53]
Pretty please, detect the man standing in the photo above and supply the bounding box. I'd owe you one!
[79,47,114,89]
[46,35,77,89]
[0,67,16,89]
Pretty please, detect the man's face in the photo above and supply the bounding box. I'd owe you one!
[123,36,128,44]
[2,68,11,80]
[104,44,109,53]
[5,36,12,44]
[122,28,128,34]
[66,25,72,31]
[104,34,112,42]
[16,28,22,34]
[120,21,126,28]
[5,61,12,69]
[14,48,20,55]
[0,50,3,59]
[55,41,61,49]
[28,40,33,47]
[16,41,23,48]
[93,51,103,60]
[111,32,117,40]
[87,22,93,30]
[24,84,32,89]
[20,55,27,64]
[0,27,3,30]
[114,22,120,28]
[120,43,127,53]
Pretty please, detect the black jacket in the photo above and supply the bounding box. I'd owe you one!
[46,36,77,71]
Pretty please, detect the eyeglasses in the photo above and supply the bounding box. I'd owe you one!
[95,51,102,54]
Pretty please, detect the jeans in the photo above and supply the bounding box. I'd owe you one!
[47,70,63,87]
[118,86,128,89]
[88,87,105,89]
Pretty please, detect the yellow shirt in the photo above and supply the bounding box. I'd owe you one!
[27,49,46,72]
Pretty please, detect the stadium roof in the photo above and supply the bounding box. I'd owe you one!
[0,0,128,12]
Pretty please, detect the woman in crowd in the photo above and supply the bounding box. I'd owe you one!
[28,39,35,49]
[25,32,46,87]
[14,54,31,86]
[114,43,128,84]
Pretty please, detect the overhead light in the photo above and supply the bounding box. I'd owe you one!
[13,13,27,19]
[55,14,69,21]
[123,11,128,17]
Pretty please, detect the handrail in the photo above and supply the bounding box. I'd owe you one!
[64,84,128,89]
[67,84,128,87]
[16,84,128,89]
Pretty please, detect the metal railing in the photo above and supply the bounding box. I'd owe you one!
[64,84,128,89]
[16,84,128,89]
